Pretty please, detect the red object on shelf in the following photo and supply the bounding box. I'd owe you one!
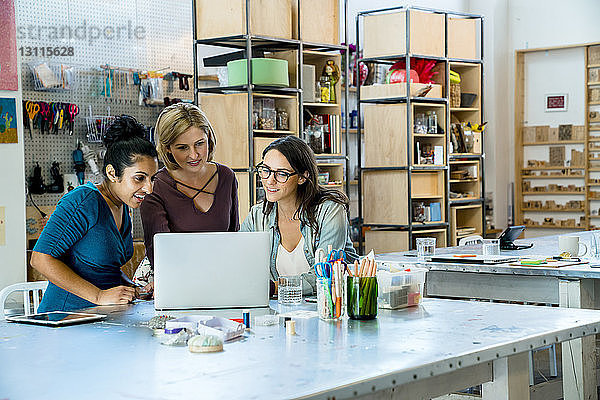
[389,58,438,84]
[388,69,420,84]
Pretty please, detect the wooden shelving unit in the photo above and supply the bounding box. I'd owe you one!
[514,42,600,232]
[358,6,484,252]
[193,0,349,221]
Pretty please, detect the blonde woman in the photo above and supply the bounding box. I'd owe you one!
[137,103,239,291]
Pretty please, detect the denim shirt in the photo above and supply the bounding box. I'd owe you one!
[240,199,358,295]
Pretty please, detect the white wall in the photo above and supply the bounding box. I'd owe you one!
[504,0,600,230]
[467,0,509,230]
[0,46,26,289]
[521,48,586,237]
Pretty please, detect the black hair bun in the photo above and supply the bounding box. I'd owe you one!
[103,115,149,149]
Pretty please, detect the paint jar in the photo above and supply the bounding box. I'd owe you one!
[278,275,302,305]
[416,237,436,261]
[346,276,378,320]
[482,238,500,256]
[317,277,343,321]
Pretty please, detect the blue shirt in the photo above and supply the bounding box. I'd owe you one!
[34,182,133,312]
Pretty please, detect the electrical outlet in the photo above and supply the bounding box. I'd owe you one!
[0,206,5,246]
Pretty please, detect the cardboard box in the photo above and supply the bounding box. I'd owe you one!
[558,124,572,140]
[473,131,482,154]
[549,146,565,166]
[572,125,585,140]
[523,126,536,143]
[535,125,549,142]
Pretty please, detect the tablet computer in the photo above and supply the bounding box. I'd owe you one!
[6,311,106,327]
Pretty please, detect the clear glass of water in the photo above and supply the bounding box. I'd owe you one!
[278,276,302,305]
[416,237,436,261]
[482,239,500,256]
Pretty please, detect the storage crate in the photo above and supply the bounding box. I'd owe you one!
[448,18,478,60]
[412,171,444,198]
[292,0,338,44]
[376,266,426,309]
[195,0,292,40]
[362,170,408,225]
[364,104,407,167]
[363,10,445,58]
[201,93,298,168]
[361,83,443,100]
[364,230,409,253]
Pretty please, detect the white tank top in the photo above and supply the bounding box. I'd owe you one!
[276,235,311,277]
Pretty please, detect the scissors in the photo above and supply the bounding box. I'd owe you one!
[68,103,79,135]
[38,102,49,134]
[52,103,61,134]
[58,107,64,131]
[328,249,346,263]
[314,261,332,279]
[25,101,39,137]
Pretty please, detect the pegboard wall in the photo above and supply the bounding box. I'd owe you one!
[17,0,194,239]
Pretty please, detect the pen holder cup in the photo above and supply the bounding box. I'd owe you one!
[347,276,378,320]
[317,277,343,321]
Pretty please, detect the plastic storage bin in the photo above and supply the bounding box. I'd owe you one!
[377,266,426,309]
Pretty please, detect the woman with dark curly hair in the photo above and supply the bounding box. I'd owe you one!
[31,115,158,312]
[241,135,358,295]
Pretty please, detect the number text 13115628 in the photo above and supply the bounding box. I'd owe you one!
[19,47,74,57]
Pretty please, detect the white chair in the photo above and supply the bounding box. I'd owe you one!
[458,235,483,246]
[0,281,48,320]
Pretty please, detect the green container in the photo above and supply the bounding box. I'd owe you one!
[347,276,378,320]
[227,58,289,87]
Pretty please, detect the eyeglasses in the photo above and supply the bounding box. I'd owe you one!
[255,164,297,183]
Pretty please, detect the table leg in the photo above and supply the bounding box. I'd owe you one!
[481,352,530,399]
[559,279,597,400]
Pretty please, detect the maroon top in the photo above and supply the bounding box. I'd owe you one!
[140,163,239,266]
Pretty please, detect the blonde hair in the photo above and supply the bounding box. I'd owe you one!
[154,103,217,170]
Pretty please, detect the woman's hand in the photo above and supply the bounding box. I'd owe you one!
[135,282,154,300]
[96,286,136,305]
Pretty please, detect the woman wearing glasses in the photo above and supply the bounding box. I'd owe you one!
[137,103,239,291]
[241,135,358,295]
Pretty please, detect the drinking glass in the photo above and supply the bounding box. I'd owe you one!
[278,276,302,305]
[317,277,343,320]
[416,237,436,261]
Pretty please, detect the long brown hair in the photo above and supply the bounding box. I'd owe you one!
[261,136,349,233]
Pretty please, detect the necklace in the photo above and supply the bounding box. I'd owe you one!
[278,206,299,222]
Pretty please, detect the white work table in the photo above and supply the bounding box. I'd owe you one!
[2,299,600,399]
[378,230,600,400]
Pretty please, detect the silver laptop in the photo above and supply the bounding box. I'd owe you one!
[154,232,270,310]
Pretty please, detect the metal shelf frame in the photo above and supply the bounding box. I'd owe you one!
[192,0,350,209]
[356,5,485,252]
